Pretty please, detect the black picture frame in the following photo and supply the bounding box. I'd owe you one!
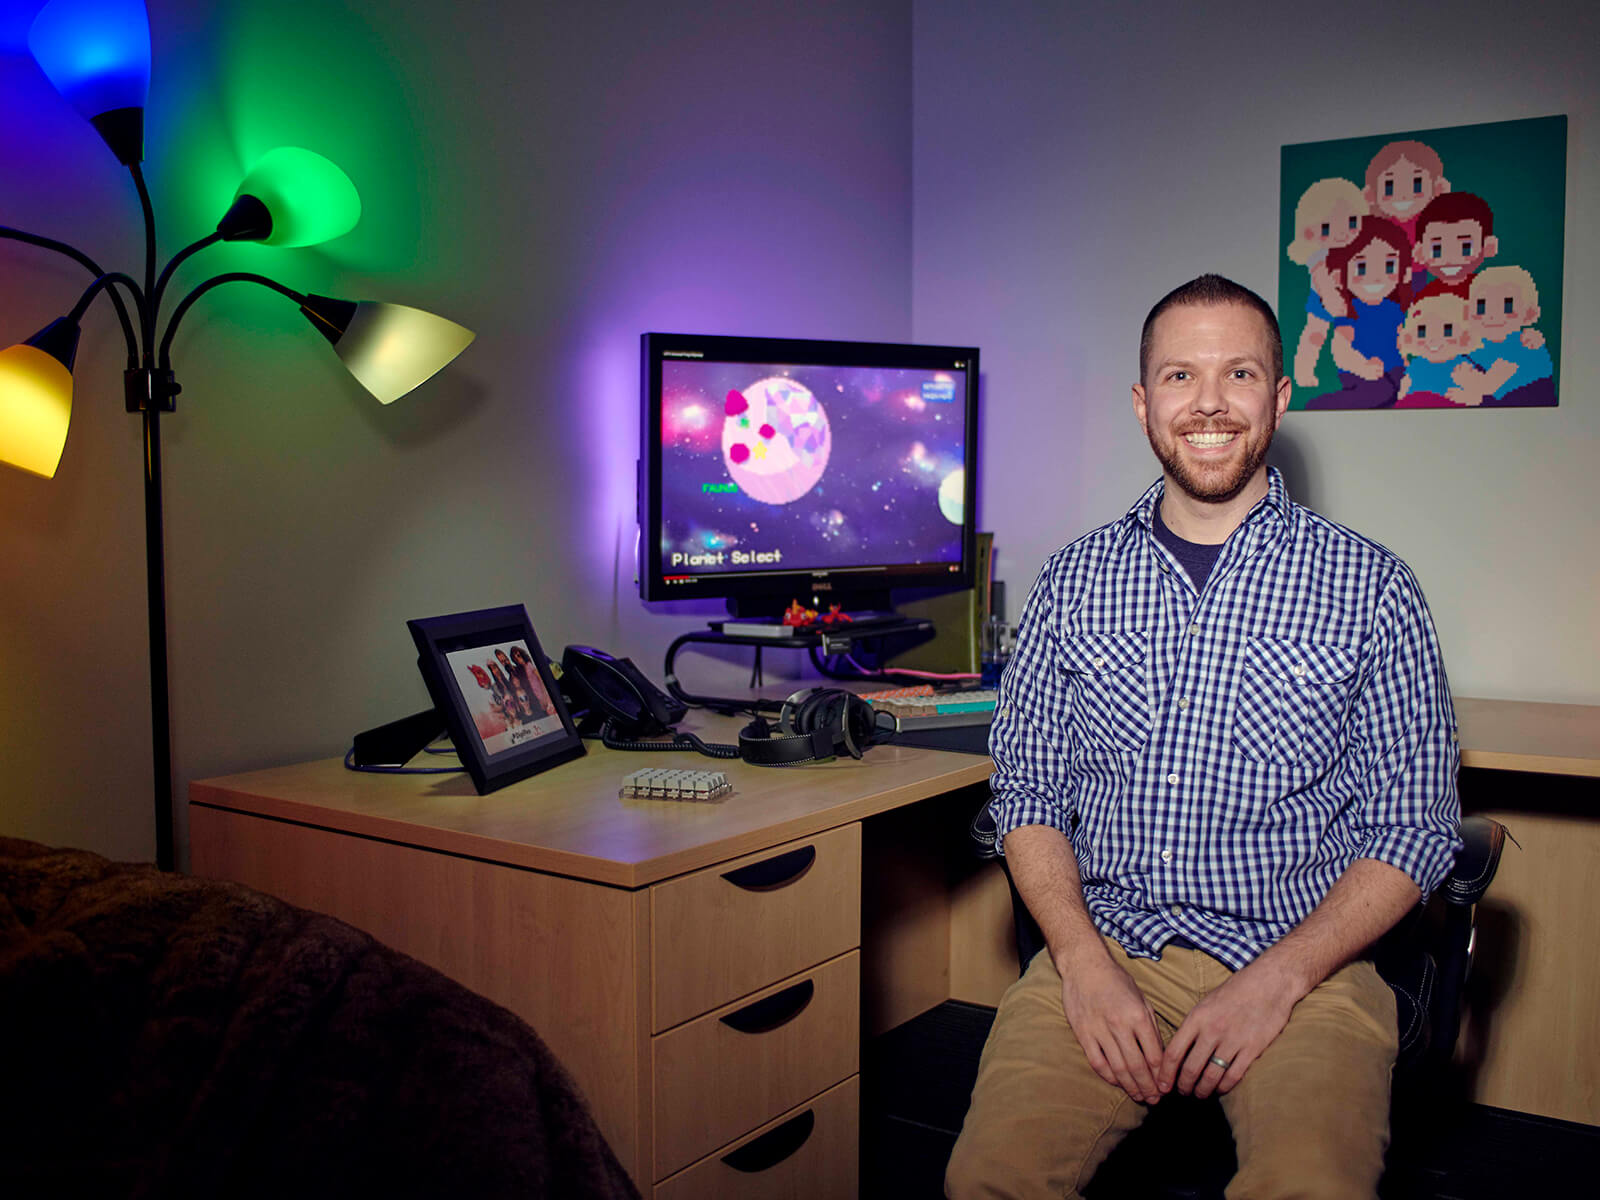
[407,604,585,794]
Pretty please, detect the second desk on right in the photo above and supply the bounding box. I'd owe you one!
[1450,698,1599,1126]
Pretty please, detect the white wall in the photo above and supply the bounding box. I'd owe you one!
[0,0,913,861]
[913,0,1599,703]
[5,0,1593,866]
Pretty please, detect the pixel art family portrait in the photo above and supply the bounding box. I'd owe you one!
[1279,116,1566,411]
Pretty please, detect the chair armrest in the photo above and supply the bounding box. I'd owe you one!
[969,794,1001,860]
[1442,816,1508,907]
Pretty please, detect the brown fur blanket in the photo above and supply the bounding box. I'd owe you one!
[0,837,639,1199]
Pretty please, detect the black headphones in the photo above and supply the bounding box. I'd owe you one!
[738,687,899,765]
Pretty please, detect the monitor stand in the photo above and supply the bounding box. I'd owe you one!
[724,588,894,621]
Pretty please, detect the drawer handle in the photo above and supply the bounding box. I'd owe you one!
[719,979,814,1034]
[721,1109,816,1173]
[721,845,816,891]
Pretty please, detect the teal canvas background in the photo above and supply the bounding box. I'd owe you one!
[1278,115,1566,410]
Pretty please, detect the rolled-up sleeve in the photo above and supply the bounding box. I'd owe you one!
[989,560,1077,849]
[1347,564,1463,897]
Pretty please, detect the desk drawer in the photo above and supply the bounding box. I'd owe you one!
[653,951,859,1179]
[652,823,860,1030]
[654,1075,858,1200]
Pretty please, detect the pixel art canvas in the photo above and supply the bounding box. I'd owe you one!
[1279,116,1566,410]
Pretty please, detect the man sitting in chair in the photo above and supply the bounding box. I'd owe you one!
[946,275,1462,1199]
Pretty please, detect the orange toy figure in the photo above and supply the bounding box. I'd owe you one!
[782,599,819,626]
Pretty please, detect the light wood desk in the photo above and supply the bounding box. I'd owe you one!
[1448,698,1600,1126]
[190,696,1600,1196]
[190,715,992,1197]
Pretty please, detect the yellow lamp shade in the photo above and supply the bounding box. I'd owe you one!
[0,343,74,478]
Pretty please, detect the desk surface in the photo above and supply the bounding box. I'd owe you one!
[1454,697,1600,777]
[191,697,1597,890]
[191,712,992,889]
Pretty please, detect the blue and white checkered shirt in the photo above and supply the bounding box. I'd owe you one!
[989,469,1462,970]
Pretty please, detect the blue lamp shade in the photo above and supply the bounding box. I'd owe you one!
[28,0,152,163]
[28,0,151,116]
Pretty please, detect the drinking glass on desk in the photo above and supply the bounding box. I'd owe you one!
[981,617,1016,689]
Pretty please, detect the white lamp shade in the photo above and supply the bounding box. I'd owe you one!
[334,302,475,404]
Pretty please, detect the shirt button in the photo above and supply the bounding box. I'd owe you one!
[1166,772,1179,785]
[1092,656,1105,669]
[1160,849,1173,864]
[1171,903,1185,914]
[1188,624,1200,636]
[1177,696,1190,710]
[1292,663,1308,679]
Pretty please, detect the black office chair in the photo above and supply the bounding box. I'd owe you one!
[967,802,1509,1199]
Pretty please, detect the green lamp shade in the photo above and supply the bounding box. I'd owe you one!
[225,147,361,247]
[301,296,474,404]
[0,344,75,479]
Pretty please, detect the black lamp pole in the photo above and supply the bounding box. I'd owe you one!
[141,404,174,870]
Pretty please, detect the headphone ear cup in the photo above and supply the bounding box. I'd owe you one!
[778,687,819,737]
[844,693,894,753]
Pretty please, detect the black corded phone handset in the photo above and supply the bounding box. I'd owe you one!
[559,645,687,737]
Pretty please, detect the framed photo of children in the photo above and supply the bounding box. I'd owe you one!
[1279,115,1566,411]
[407,604,585,794]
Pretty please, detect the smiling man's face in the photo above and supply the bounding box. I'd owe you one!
[1133,302,1290,506]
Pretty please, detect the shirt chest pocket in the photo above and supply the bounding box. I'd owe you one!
[1232,637,1357,768]
[1058,631,1151,752]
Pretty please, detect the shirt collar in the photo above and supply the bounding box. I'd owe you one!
[1120,466,1293,541]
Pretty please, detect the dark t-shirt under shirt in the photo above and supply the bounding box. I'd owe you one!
[1151,500,1226,594]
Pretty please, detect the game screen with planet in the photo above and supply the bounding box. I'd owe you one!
[654,355,972,589]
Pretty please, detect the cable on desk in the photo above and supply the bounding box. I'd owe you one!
[342,745,464,775]
[598,718,741,759]
[808,645,979,685]
[663,630,785,718]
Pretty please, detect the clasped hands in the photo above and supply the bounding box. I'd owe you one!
[1059,949,1300,1106]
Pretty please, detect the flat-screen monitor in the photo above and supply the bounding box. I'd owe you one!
[640,332,979,616]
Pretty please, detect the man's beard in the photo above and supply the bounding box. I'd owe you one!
[1146,420,1275,504]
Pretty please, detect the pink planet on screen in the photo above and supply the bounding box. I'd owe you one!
[721,377,832,504]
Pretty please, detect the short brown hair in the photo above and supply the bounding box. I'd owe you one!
[1139,275,1283,386]
[1365,140,1446,195]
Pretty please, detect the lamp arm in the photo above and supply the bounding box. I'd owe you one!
[151,232,225,330]
[159,272,308,368]
[67,271,147,326]
[129,163,159,357]
[1,225,142,366]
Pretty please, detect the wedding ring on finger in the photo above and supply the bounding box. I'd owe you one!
[1208,1054,1232,1070]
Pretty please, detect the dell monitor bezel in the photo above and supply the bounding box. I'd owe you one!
[639,331,979,616]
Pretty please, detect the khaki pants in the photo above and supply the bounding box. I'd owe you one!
[946,935,1398,1200]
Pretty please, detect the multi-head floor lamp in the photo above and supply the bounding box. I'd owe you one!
[0,0,476,869]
